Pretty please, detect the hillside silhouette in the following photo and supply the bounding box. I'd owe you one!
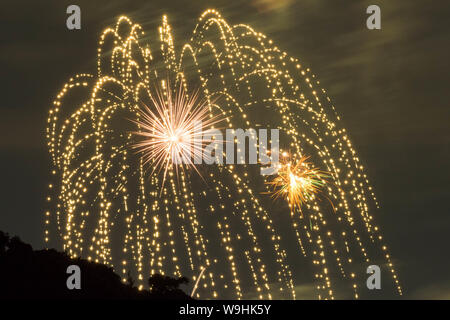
[0,231,191,299]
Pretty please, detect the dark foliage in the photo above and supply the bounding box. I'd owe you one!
[148,274,189,295]
[0,231,191,300]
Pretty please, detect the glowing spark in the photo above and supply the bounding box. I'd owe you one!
[191,266,206,297]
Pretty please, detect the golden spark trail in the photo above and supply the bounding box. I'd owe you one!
[45,10,402,299]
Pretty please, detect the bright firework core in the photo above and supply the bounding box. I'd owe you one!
[132,80,222,184]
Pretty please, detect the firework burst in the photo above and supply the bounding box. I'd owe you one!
[132,80,222,186]
[266,153,329,215]
[45,10,402,299]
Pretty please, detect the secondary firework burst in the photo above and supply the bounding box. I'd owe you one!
[45,9,402,299]
[266,153,329,216]
[131,80,222,186]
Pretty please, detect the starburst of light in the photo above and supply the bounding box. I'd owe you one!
[266,153,329,215]
[132,80,222,186]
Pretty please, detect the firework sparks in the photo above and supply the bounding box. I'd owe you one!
[132,80,222,186]
[266,153,329,215]
[191,266,206,297]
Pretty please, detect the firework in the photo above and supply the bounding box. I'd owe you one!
[266,153,329,215]
[131,80,222,187]
[45,10,401,299]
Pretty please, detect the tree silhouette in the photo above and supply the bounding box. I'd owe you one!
[126,270,135,288]
[148,274,189,295]
[0,230,192,300]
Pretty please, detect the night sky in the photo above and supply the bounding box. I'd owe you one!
[0,0,449,299]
